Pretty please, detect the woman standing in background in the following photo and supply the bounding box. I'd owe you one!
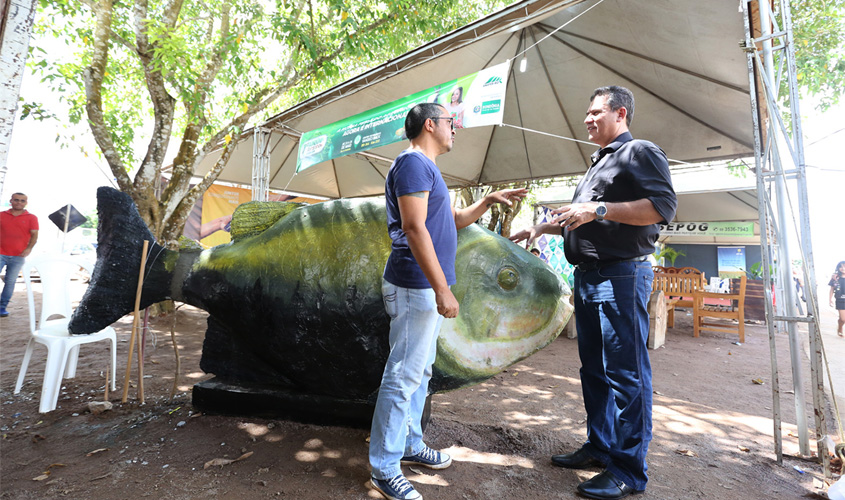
[829,261,845,337]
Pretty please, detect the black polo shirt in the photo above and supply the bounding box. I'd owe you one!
[564,132,677,266]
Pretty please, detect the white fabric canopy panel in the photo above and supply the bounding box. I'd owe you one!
[193,0,755,200]
[672,188,759,223]
[538,187,760,224]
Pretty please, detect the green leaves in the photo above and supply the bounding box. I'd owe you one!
[25,0,510,240]
[30,0,509,157]
[787,0,845,110]
[19,101,56,121]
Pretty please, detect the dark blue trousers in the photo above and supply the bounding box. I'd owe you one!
[574,260,653,490]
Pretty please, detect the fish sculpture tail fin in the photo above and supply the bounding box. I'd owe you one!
[69,187,186,334]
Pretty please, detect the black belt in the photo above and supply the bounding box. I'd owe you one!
[575,255,648,272]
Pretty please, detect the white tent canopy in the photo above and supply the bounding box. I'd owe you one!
[538,186,761,244]
[539,187,759,224]
[537,164,761,243]
[194,0,757,200]
[538,164,760,223]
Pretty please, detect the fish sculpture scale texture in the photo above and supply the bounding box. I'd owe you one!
[70,187,572,404]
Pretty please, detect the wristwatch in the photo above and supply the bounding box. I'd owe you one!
[595,201,607,221]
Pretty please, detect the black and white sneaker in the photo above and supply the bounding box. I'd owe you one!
[370,473,422,500]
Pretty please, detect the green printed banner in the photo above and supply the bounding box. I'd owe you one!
[296,61,510,172]
[660,221,754,237]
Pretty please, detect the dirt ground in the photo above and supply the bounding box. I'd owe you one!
[1,278,842,500]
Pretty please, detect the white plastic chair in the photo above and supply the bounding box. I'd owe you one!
[14,254,117,413]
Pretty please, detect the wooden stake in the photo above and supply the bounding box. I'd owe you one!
[122,240,149,403]
[168,304,181,401]
[137,309,145,404]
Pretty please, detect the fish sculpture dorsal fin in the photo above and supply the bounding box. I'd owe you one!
[230,201,307,242]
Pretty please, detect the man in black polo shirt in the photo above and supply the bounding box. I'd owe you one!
[511,86,676,500]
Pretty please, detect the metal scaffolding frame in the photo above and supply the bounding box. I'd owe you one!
[252,127,271,202]
[238,0,837,475]
[741,0,831,477]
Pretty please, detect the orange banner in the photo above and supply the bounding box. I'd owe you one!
[200,185,249,247]
[197,184,323,248]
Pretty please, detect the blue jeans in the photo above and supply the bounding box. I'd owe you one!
[369,280,443,480]
[0,254,26,308]
[574,261,653,491]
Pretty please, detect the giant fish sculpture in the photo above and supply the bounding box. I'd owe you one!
[70,187,572,419]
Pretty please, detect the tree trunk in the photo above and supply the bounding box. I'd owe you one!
[500,188,526,238]
[459,183,526,238]
[487,204,500,232]
[0,0,36,194]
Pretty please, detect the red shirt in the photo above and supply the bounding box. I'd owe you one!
[0,209,39,256]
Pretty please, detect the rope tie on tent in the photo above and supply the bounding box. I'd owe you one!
[499,123,691,166]
[511,0,608,62]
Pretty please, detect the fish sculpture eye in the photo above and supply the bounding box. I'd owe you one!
[497,266,520,291]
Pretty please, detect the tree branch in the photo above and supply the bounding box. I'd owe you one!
[186,7,400,188]
[160,135,240,243]
[82,0,131,192]
[159,1,236,215]
[160,1,417,238]
[131,0,181,209]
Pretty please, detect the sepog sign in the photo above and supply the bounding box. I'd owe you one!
[659,222,754,237]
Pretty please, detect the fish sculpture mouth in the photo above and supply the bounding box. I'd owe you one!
[436,291,570,382]
[430,229,573,391]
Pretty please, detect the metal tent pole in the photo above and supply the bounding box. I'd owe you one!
[252,127,271,201]
[742,0,830,477]
[760,1,808,456]
[779,0,830,478]
[742,0,783,465]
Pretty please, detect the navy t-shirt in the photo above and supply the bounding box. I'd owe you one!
[383,150,457,289]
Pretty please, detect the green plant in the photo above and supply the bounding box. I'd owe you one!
[743,262,773,280]
[80,210,98,229]
[654,246,685,266]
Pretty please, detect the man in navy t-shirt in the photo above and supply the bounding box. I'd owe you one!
[369,103,526,500]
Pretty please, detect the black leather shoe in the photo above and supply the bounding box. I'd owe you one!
[577,470,639,500]
[551,447,604,469]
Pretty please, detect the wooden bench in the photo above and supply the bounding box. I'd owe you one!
[693,275,747,342]
[652,266,706,326]
[647,267,706,348]
[569,266,707,349]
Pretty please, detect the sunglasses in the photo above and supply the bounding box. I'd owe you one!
[430,116,455,130]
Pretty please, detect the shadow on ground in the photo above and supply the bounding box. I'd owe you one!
[0,281,838,499]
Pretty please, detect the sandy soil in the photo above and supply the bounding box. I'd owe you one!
[0,278,841,500]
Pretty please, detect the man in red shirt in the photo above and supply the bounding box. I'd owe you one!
[0,193,39,317]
